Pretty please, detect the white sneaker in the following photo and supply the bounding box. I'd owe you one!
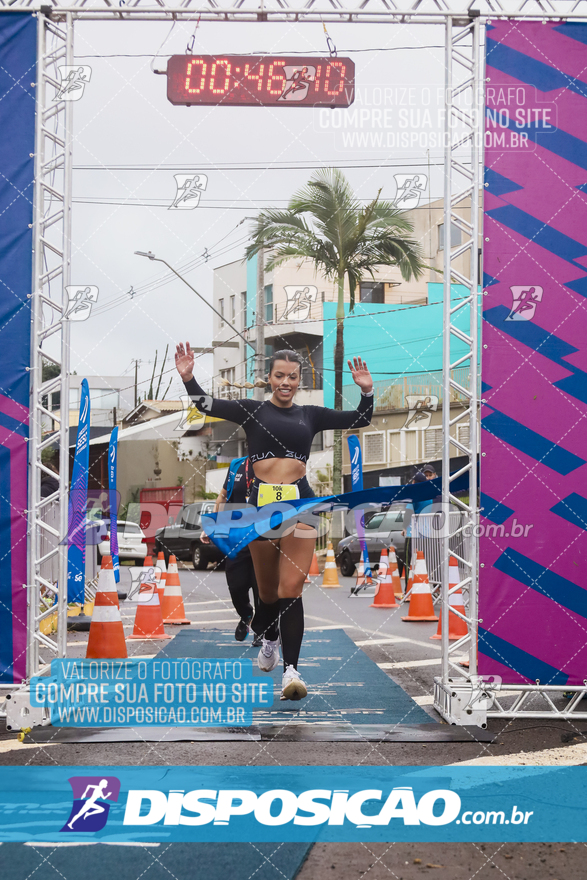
[257,638,280,672]
[280,665,308,701]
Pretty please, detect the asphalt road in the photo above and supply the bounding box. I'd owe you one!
[1,564,585,879]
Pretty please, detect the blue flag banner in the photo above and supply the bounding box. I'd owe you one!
[203,474,469,558]
[108,427,120,583]
[347,434,372,578]
[0,765,586,842]
[67,379,90,603]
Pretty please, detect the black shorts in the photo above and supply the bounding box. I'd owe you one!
[249,476,316,542]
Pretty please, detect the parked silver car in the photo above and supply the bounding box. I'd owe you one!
[335,505,407,577]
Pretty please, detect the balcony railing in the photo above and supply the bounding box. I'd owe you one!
[342,367,474,412]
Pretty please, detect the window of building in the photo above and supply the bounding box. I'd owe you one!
[265,284,273,322]
[90,388,119,409]
[230,295,236,324]
[424,426,443,459]
[363,431,386,465]
[438,223,462,250]
[457,422,471,450]
[219,298,224,326]
[264,343,273,375]
[359,281,385,304]
[219,368,236,398]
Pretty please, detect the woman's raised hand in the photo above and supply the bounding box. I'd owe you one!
[347,357,373,394]
[175,342,194,381]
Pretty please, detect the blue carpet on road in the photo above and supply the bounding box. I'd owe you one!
[157,628,432,726]
[0,842,311,880]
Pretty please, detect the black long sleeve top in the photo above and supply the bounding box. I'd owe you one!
[184,376,373,465]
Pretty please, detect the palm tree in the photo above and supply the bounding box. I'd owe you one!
[246,168,425,496]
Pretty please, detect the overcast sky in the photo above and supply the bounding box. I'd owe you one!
[65,18,462,403]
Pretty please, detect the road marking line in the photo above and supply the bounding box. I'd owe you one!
[412,695,435,706]
[187,618,240,626]
[355,636,442,651]
[183,601,233,607]
[0,740,58,753]
[187,608,238,616]
[379,658,441,669]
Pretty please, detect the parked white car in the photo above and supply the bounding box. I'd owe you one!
[97,520,147,565]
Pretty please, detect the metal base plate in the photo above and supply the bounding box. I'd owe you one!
[21,722,494,744]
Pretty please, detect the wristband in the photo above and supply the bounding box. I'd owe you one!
[361,390,374,397]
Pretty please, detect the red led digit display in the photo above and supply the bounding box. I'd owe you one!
[167,55,355,107]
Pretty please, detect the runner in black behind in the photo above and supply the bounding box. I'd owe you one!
[176,343,373,701]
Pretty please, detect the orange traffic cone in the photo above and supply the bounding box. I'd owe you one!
[156,551,167,585]
[129,581,172,640]
[309,551,320,576]
[161,555,191,625]
[95,555,119,607]
[320,542,340,588]
[143,554,153,567]
[154,566,165,605]
[388,545,404,599]
[431,556,468,640]
[86,556,127,658]
[401,550,438,621]
[371,548,399,608]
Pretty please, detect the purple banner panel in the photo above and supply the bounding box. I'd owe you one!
[480,21,587,685]
[0,14,36,683]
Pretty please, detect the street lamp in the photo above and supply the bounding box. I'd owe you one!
[134,251,255,354]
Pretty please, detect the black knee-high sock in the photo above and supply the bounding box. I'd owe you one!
[279,597,304,670]
[252,599,279,641]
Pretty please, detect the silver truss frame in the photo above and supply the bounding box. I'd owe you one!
[6,0,585,724]
[26,9,73,680]
[4,0,587,22]
[434,14,483,725]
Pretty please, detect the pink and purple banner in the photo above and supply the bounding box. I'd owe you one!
[480,21,587,685]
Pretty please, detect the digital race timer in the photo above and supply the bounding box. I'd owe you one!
[166,55,355,107]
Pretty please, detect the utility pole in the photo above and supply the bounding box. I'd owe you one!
[254,246,265,402]
[132,358,140,408]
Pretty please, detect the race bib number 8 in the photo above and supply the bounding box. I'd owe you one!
[257,483,300,507]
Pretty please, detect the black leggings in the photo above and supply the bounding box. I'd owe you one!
[225,549,259,627]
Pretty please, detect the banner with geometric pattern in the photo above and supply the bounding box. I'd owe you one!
[0,13,36,682]
[481,21,587,685]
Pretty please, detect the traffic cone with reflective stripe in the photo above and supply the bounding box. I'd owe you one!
[128,581,172,640]
[371,548,399,608]
[156,551,167,586]
[154,566,165,604]
[320,542,340,588]
[431,556,468,640]
[142,554,153,567]
[161,555,191,625]
[86,556,127,658]
[309,551,320,576]
[401,550,438,621]
[387,545,404,599]
[95,554,119,608]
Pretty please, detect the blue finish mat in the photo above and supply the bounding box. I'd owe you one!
[157,628,432,726]
[0,842,311,880]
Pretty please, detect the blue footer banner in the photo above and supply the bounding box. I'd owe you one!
[0,766,586,842]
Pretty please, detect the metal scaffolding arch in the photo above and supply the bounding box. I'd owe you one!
[5,0,587,726]
[27,10,73,679]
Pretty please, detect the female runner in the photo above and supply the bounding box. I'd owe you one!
[175,343,373,701]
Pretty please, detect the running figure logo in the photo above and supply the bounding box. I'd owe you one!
[64,286,99,321]
[403,394,438,430]
[175,395,207,431]
[278,66,316,102]
[61,776,121,833]
[393,174,428,210]
[505,285,543,321]
[55,66,92,101]
[280,285,318,321]
[170,173,208,209]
